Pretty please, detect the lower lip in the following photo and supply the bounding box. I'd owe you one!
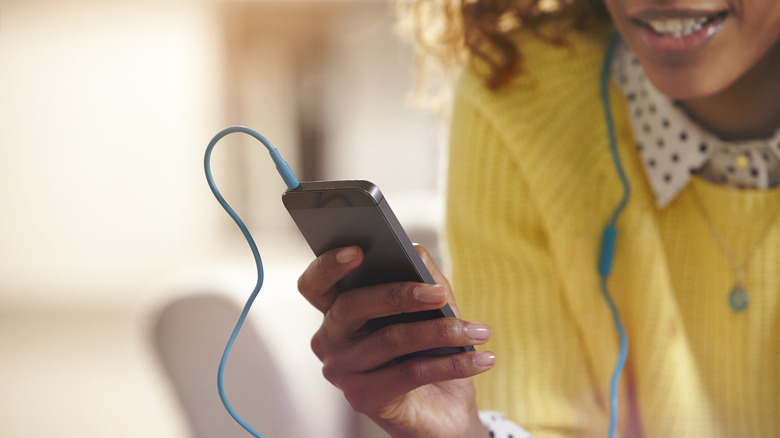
[637,18,725,56]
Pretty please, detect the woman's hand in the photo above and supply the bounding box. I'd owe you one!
[297,244,495,438]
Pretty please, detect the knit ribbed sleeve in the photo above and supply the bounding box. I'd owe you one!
[447,50,611,438]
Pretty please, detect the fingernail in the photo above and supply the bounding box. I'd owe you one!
[417,285,445,304]
[336,247,358,264]
[474,351,496,368]
[466,323,491,342]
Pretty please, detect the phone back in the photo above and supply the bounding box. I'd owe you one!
[283,180,435,293]
[283,180,476,341]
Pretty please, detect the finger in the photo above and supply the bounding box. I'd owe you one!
[414,244,461,317]
[297,246,363,313]
[325,317,491,373]
[338,350,496,413]
[325,281,449,336]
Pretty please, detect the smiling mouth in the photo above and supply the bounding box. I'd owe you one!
[633,11,728,38]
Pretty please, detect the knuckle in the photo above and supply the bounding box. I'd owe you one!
[374,326,402,353]
[385,282,411,309]
[299,253,334,292]
[298,258,323,293]
[320,359,342,385]
[296,273,308,294]
[313,253,331,277]
[443,352,472,378]
[399,361,427,386]
[396,354,472,388]
[434,318,453,341]
[326,296,349,325]
[310,328,329,361]
[431,318,463,344]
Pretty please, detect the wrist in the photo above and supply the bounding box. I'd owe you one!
[467,410,491,438]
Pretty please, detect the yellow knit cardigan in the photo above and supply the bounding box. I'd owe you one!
[446,25,780,437]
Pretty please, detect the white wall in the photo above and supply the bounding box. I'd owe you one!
[0,1,229,436]
[0,0,228,310]
[0,1,438,437]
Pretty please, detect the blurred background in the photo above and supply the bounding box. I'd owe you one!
[0,0,446,436]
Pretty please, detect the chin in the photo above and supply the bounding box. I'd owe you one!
[640,60,737,101]
[644,75,714,100]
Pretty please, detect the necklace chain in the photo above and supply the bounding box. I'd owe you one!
[689,182,780,311]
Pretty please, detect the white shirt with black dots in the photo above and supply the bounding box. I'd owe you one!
[612,40,780,208]
[479,411,533,438]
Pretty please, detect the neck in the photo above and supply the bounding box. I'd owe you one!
[678,39,780,142]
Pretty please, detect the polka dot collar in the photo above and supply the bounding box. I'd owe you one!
[612,42,780,208]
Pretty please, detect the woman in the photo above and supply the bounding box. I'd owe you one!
[296,0,780,436]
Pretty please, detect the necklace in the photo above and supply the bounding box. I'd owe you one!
[689,183,780,312]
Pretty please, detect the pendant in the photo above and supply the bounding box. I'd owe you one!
[728,285,749,312]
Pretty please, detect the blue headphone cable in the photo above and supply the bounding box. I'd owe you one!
[598,29,631,438]
[204,126,299,438]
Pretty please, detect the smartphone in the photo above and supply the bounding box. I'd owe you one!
[282,180,474,356]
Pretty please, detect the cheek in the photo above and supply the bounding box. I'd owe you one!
[602,0,624,26]
[738,3,780,52]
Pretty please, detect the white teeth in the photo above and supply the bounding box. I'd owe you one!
[646,17,709,37]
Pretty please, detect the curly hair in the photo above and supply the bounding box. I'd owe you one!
[397,0,609,97]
